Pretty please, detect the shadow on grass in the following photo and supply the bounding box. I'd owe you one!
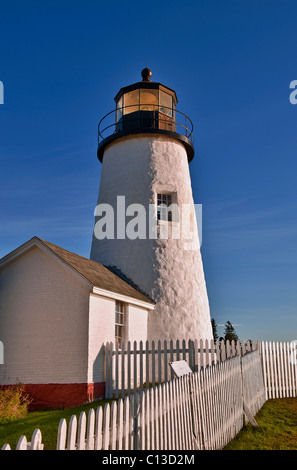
[224,398,297,450]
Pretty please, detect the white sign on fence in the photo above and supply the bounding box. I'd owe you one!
[170,360,192,378]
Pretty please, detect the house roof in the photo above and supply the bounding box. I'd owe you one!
[0,237,155,306]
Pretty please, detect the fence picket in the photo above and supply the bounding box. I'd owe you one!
[145,341,150,388]
[164,340,168,383]
[66,415,77,450]
[117,398,124,450]
[134,393,140,450]
[127,341,132,396]
[157,340,162,386]
[77,412,86,450]
[16,435,28,450]
[279,342,285,399]
[221,341,226,362]
[215,340,220,363]
[86,408,95,450]
[151,341,156,388]
[104,342,109,399]
[288,341,294,397]
[123,396,130,450]
[264,341,270,398]
[162,383,168,449]
[139,341,144,393]
[272,342,278,398]
[102,403,110,450]
[231,340,235,357]
[57,418,67,450]
[110,401,117,450]
[30,429,43,450]
[121,340,125,396]
[94,406,103,450]
[1,444,11,450]
[139,390,145,450]
[129,394,135,450]
[226,340,231,359]
[156,383,163,449]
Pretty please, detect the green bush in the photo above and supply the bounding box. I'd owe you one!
[0,384,31,422]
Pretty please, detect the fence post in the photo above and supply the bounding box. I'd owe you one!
[105,342,114,399]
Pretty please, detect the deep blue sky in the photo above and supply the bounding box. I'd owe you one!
[1,0,296,341]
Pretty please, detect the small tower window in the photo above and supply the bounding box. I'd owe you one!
[115,301,125,347]
[157,193,175,222]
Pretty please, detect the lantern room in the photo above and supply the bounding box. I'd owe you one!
[97,68,194,163]
[114,67,177,133]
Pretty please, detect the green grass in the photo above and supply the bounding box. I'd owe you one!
[0,399,112,450]
[224,398,297,450]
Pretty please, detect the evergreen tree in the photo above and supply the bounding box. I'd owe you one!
[224,321,239,342]
[211,318,218,342]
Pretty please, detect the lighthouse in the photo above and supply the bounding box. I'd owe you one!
[90,68,213,343]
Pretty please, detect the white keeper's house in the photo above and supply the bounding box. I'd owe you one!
[0,69,213,409]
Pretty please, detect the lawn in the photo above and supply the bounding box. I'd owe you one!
[0,399,112,450]
[224,398,297,450]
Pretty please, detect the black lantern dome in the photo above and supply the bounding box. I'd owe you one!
[97,69,194,163]
[141,67,152,81]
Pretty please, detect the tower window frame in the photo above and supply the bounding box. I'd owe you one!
[157,192,178,224]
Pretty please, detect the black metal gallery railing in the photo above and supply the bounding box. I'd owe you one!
[97,104,194,144]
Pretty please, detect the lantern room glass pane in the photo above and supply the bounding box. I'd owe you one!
[116,96,123,122]
[159,91,173,117]
[140,89,158,111]
[123,90,140,115]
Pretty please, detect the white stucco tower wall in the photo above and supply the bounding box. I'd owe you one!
[90,70,213,342]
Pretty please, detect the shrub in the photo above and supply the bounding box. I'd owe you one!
[0,384,32,421]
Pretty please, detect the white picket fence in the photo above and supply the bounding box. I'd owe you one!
[2,348,265,451]
[193,350,265,450]
[2,340,297,451]
[105,338,259,399]
[261,341,297,399]
[1,429,43,450]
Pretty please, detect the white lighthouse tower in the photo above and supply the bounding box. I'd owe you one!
[90,68,213,342]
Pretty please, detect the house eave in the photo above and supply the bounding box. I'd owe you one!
[92,286,155,310]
